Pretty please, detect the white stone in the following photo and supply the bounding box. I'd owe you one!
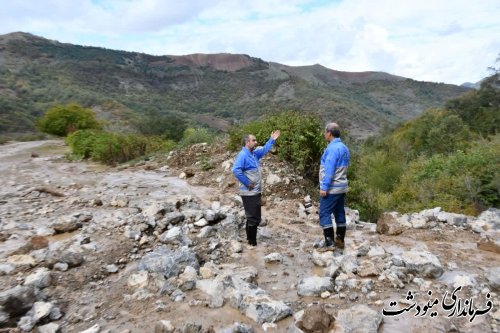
[155,320,175,333]
[32,301,53,322]
[79,324,101,333]
[266,173,282,185]
[7,254,36,266]
[37,323,60,333]
[23,267,51,288]
[264,253,283,263]
[321,291,331,299]
[200,266,216,279]
[367,246,385,257]
[127,271,149,288]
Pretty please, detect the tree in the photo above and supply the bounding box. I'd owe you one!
[36,103,102,136]
[136,110,188,142]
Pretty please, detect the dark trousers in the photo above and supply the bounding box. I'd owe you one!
[241,194,261,245]
[320,193,347,241]
[319,193,346,229]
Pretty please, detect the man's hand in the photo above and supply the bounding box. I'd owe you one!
[271,130,280,140]
[320,190,328,197]
[248,182,255,190]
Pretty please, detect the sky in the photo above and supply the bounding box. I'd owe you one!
[1,0,499,85]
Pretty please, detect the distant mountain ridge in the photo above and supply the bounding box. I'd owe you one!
[0,32,470,137]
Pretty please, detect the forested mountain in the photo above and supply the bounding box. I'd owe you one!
[0,32,469,137]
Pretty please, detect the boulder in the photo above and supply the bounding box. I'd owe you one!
[401,250,443,278]
[376,212,404,235]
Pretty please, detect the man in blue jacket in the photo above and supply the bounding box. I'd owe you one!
[318,123,350,251]
[232,130,280,247]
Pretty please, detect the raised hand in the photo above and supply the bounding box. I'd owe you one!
[271,130,281,140]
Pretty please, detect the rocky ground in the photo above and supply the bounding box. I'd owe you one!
[0,140,499,333]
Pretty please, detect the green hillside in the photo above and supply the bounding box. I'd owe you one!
[348,72,499,220]
[0,32,469,137]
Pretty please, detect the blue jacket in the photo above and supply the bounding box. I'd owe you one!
[232,138,276,196]
[319,138,350,194]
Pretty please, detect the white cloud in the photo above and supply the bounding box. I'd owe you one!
[0,0,498,84]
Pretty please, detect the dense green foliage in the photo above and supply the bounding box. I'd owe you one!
[66,129,172,165]
[179,127,217,147]
[229,111,328,179]
[391,140,499,214]
[36,103,102,136]
[348,73,499,221]
[136,110,188,141]
[446,75,500,137]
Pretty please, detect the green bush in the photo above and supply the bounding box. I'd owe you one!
[36,103,102,136]
[66,129,169,165]
[390,138,499,215]
[446,73,499,136]
[391,108,473,157]
[199,156,214,171]
[136,110,188,141]
[228,111,326,179]
[179,127,217,147]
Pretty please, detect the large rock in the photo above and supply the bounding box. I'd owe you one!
[0,285,36,317]
[141,202,175,220]
[196,265,291,324]
[311,250,335,267]
[485,267,500,291]
[335,304,382,333]
[476,208,500,230]
[376,212,404,235]
[217,214,241,239]
[436,211,468,226]
[401,250,443,278]
[295,304,334,333]
[49,251,84,268]
[297,276,334,296]
[477,232,500,254]
[159,226,191,246]
[138,246,199,278]
[23,267,51,289]
[357,260,382,277]
[242,295,292,324]
[49,215,82,233]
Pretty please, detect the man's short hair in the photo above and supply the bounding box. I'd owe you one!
[325,123,341,138]
[242,134,251,146]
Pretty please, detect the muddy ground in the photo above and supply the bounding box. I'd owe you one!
[0,140,498,333]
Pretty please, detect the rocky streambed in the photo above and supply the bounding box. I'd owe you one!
[0,140,499,333]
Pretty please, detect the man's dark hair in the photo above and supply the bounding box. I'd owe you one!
[326,123,341,138]
[242,134,251,146]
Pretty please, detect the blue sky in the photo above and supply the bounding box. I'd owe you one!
[1,0,499,85]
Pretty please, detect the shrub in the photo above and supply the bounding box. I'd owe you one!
[136,110,188,141]
[66,129,169,165]
[391,108,473,157]
[179,127,217,147]
[228,111,326,179]
[36,103,102,136]
[390,137,499,215]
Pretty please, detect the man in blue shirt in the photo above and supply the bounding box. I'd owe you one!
[232,130,280,247]
[318,123,350,251]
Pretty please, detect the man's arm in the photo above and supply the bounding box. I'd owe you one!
[254,130,280,159]
[320,148,338,193]
[232,153,253,188]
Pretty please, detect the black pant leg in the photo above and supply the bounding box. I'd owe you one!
[241,194,261,227]
[248,225,257,245]
[241,194,261,245]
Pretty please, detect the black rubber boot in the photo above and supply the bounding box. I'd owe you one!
[247,225,257,246]
[336,226,346,249]
[318,227,335,252]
